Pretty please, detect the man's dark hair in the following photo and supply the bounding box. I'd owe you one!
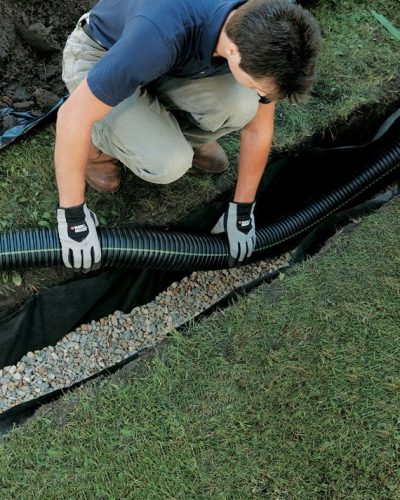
[225,0,322,101]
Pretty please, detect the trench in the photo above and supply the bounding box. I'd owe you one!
[1,0,400,432]
[0,108,399,433]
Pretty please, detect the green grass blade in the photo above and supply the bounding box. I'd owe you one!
[370,9,400,42]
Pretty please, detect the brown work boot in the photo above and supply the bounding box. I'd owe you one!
[85,141,121,193]
[192,141,228,173]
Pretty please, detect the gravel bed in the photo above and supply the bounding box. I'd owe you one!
[1,187,398,413]
[0,252,292,413]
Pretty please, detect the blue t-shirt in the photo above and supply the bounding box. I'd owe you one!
[87,0,245,106]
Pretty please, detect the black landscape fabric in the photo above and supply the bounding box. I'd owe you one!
[0,99,65,148]
[0,189,397,436]
[0,108,399,372]
[0,109,399,434]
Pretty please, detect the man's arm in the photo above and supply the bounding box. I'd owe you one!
[211,102,275,266]
[234,101,275,203]
[55,78,112,207]
[54,79,112,272]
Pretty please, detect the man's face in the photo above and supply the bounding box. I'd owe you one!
[227,50,278,101]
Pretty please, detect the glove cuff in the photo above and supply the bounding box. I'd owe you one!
[231,201,255,218]
[58,203,86,224]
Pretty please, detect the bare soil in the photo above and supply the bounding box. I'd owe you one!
[0,0,94,130]
[0,0,95,316]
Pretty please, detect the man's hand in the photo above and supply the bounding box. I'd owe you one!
[57,203,101,272]
[211,201,256,266]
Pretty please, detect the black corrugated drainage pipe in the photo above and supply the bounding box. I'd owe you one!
[1,131,399,272]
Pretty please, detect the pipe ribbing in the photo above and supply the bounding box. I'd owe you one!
[1,136,399,271]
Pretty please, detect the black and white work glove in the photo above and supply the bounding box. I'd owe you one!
[211,201,256,267]
[57,202,101,272]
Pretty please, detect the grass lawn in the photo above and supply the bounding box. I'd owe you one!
[0,194,399,498]
[0,0,399,307]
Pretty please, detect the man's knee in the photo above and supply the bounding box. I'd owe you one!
[93,118,194,185]
[197,85,259,133]
[225,86,259,128]
[125,143,193,185]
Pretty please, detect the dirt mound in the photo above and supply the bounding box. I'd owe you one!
[0,0,94,130]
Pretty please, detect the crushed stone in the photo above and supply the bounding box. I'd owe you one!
[0,252,291,413]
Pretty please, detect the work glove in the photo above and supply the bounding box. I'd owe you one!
[211,201,256,267]
[57,202,101,272]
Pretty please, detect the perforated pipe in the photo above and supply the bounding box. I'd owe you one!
[1,135,399,271]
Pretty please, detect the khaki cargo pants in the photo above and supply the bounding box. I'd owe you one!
[62,13,259,184]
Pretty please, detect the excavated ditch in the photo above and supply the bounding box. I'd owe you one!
[0,0,94,131]
[1,0,400,428]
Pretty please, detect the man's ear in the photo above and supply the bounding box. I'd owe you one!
[227,41,240,57]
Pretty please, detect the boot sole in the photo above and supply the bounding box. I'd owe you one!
[85,176,121,193]
[191,162,228,174]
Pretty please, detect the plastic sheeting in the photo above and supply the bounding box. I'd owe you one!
[0,98,65,149]
[0,108,399,433]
